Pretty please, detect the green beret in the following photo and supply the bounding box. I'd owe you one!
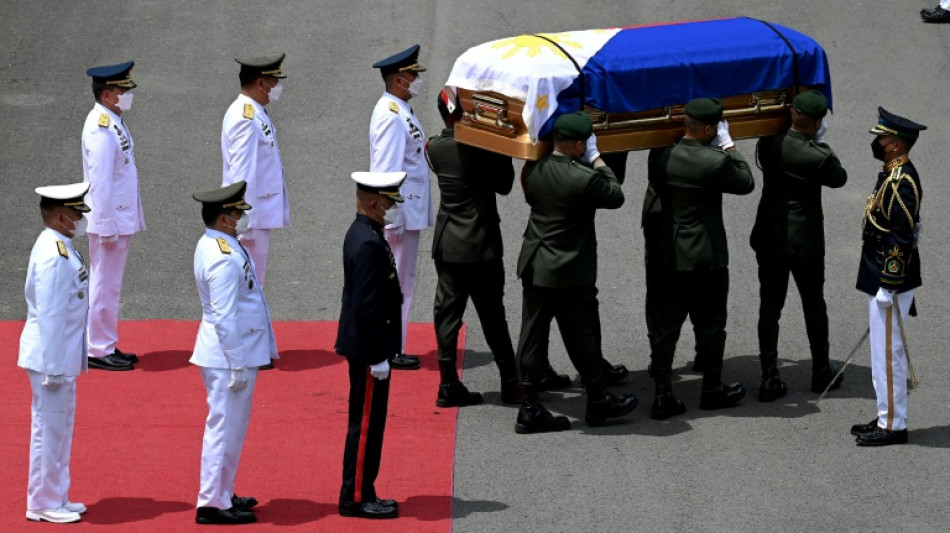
[684,98,723,125]
[554,111,593,140]
[192,181,252,210]
[793,90,828,118]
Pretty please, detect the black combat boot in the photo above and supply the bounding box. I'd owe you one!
[651,369,686,420]
[515,386,571,434]
[758,355,787,403]
[496,358,520,404]
[601,358,629,384]
[810,347,843,393]
[584,378,637,426]
[699,369,745,410]
[537,365,572,391]
[437,381,484,408]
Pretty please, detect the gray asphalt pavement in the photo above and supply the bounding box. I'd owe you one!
[3,1,950,531]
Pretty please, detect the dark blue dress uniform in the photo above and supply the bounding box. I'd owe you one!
[335,213,402,508]
[851,107,925,447]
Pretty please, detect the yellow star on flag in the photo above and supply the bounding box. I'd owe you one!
[535,94,549,113]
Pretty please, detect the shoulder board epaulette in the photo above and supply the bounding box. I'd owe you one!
[98,113,110,128]
[243,103,254,120]
[217,237,232,254]
[388,101,399,114]
[56,240,69,258]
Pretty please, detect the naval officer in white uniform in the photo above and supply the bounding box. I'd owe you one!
[19,183,92,524]
[369,44,433,370]
[221,53,291,290]
[81,61,145,371]
[190,181,278,525]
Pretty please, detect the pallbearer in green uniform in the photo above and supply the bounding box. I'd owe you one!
[642,98,754,420]
[751,90,848,402]
[514,112,637,434]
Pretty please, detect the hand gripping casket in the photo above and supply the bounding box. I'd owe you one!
[444,17,832,159]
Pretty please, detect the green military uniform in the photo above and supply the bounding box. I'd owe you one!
[643,137,754,374]
[516,152,624,386]
[427,127,519,398]
[752,127,847,373]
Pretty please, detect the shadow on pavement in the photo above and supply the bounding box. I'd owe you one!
[136,350,192,372]
[255,499,337,525]
[81,497,192,524]
[909,425,950,448]
[452,496,509,518]
[276,349,343,372]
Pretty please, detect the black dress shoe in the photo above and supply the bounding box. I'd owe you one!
[338,500,398,519]
[195,506,256,525]
[88,354,134,371]
[258,361,275,370]
[811,363,843,393]
[231,494,258,511]
[585,391,637,426]
[390,353,420,370]
[436,381,484,408]
[758,373,788,403]
[515,403,571,434]
[856,427,908,447]
[114,348,138,364]
[699,382,746,410]
[537,367,572,391]
[375,497,398,509]
[601,360,629,384]
[923,7,950,22]
[851,419,879,436]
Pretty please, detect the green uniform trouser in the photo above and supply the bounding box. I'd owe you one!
[433,258,516,367]
[755,255,829,362]
[646,267,729,372]
[516,279,604,386]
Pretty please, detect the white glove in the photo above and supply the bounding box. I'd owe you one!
[875,288,894,307]
[384,226,404,243]
[100,234,118,250]
[581,133,601,165]
[238,229,256,245]
[227,367,248,391]
[370,360,391,380]
[41,374,64,387]
[814,118,828,143]
[712,120,734,149]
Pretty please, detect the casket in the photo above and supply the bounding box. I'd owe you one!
[445,18,832,160]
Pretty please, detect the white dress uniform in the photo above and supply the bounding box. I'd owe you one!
[191,228,277,510]
[370,91,434,352]
[222,94,290,287]
[18,228,89,513]
[81,102,145,359]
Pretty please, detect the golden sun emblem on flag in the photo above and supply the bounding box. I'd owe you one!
[491,32,584,60]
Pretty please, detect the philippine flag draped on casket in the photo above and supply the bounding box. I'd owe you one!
[445,17,832,158]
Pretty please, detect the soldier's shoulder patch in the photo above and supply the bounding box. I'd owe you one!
[216,237,232,254]
[243,103,254,120]
[97,113,110,128]
[388,101,399,114]
[56,240,69,258]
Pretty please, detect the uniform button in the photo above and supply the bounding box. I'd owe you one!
[386,320,391,324]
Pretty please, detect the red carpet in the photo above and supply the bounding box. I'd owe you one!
[0,320,463,532]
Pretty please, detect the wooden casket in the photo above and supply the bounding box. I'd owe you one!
[444,18,832,160]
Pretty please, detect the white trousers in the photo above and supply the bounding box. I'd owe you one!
[197,367,258,509]
[240,229,271,289]
[869,290,914,432]
[386,229,420,353]
[88,234,131,358]
[26,370,77,511]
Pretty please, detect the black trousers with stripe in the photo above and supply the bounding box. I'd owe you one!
[340,361,390,504]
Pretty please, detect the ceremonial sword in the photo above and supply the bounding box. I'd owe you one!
[893,296,919,389]
[815,327,869,404]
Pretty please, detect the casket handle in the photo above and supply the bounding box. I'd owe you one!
[591,92,789,130]
[722,93,789,118]
[592,106,678,130]
[465,93,515,132]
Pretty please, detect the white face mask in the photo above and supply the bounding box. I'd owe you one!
[227,214,250,235]
[383,204,400,225]
[65,215,87,238]
[267,81,283,103]
[406,75,423,97]
[115,91,134,112]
